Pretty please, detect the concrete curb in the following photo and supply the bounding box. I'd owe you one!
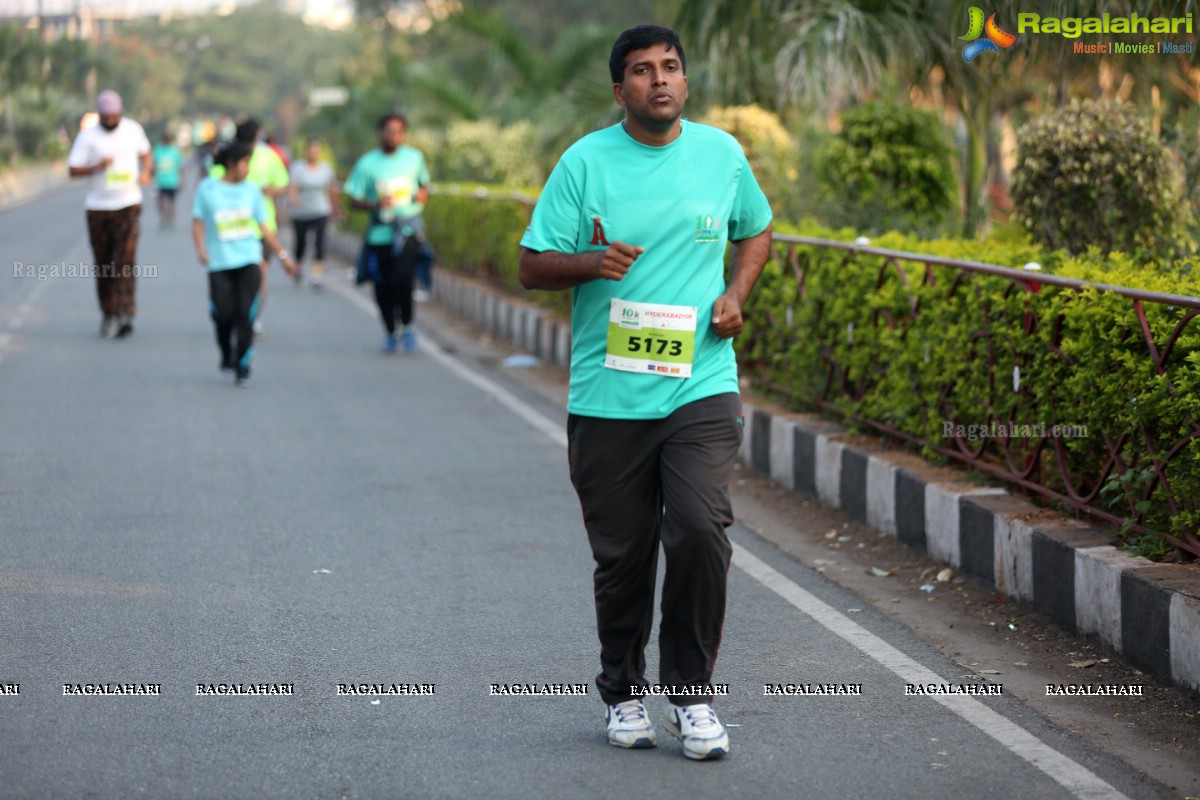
[328,231,1200,697]
[740,400,1199,695]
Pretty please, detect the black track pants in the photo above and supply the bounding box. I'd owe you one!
[567,392,743,707]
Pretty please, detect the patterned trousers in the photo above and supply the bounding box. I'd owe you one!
[85,205,141,318]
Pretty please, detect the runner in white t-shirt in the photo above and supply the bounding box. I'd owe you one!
[67,90,152,339]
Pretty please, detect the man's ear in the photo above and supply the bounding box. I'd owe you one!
[613,83,627,108]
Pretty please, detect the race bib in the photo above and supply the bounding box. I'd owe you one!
[605,299,697,378]
[376,176,413,208]
[214,208,256,242]
[105,167,135,189]
[156,157,175,173]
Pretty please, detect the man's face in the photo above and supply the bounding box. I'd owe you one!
[613,42,687,133]
[379,120,406,152]
[98,113,121,132]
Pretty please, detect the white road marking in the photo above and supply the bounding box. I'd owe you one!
[325,277,567,448]
[733,545,1128,800]
[327,273,1130,800]
[5,261,53,333]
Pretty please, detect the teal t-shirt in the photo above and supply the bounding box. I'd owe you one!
[344,146,431,245]
[520,120,773,420]
[192,176,269,272]
[209,144,289,233]
[152,144,184,190]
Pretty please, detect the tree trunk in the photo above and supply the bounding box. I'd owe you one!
[962,95,990,238]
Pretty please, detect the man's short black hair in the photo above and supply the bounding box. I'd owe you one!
[234,118,260,144]
[378,112,408,131]
[609,24,686,84]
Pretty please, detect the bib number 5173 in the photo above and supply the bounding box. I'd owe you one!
[627,336,683,357]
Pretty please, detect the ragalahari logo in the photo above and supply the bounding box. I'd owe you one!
[960,7,1017,62]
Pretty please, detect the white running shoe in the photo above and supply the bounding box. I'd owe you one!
[605,699,656,749]
[664,703,729,760]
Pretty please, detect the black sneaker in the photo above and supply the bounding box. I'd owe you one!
[235,367,251,388]
[116,316,134,338]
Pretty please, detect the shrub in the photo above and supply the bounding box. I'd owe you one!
[695,105,806,223]
[814,101,958,238]
[1011,99,1192,260]
[422,184,569,317]
[737,224,1200,556]
[411,120,545,187]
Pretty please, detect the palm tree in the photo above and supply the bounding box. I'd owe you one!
[411,4,621,171]
[675,0,1174,236]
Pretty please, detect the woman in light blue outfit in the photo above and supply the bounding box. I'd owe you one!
[192,142,297,386]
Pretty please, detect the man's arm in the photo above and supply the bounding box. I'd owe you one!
[711,224,773,339]
[68,158,110,178]
[138,150,153,187]
[346,192,379,212]
[518,242,644,291]
[343,163,376,213]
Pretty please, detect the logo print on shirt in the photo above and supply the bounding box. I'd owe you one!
[590,216,610,246]
[695,214,722,243]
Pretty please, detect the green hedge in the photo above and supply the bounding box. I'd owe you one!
[741,222,1200,555]
[422,185,1200,555]
[423,185,569,318]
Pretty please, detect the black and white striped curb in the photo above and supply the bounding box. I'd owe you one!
[738,399,1200,695]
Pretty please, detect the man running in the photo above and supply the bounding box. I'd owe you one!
[67,90,153,339]
[152,131,185,230]
[344,113,431,353]
[518,24,773,761]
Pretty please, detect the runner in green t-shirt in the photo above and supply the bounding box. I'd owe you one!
[152,132,185,230]
[519,24,772,762]
[344,112,431,353]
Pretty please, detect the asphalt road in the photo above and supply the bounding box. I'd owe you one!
[0,185,1175,799]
